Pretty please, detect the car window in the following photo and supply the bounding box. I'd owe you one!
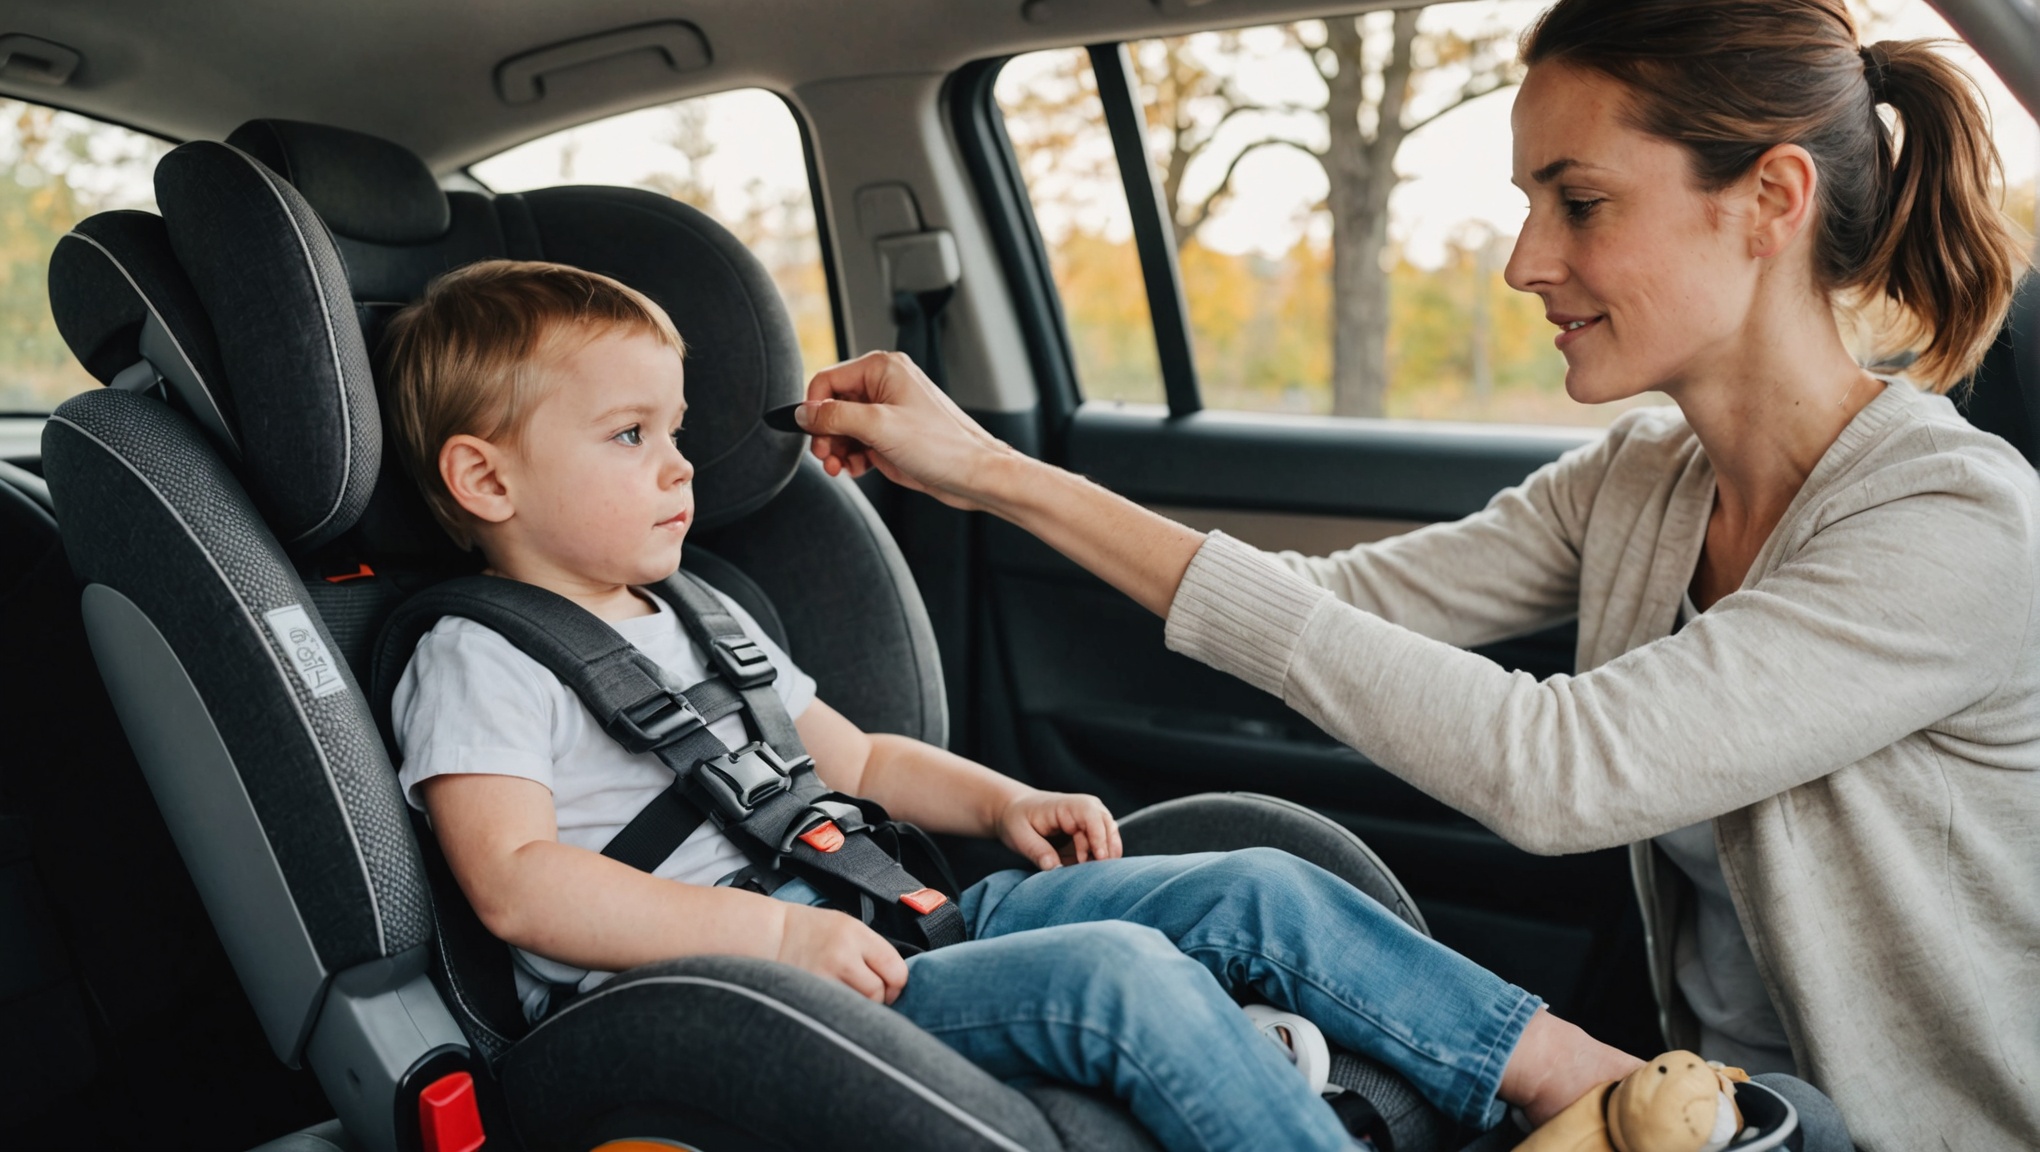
[471,89,839,380]
[992,0,2038,427]
[1,100,168,414]
[996,49,1166,407]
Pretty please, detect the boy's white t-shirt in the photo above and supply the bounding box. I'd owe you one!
[391,584,816,1018]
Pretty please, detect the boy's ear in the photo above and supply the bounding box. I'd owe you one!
[440,434,516,526]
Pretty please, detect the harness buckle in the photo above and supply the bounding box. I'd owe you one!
[606,688,706,753]
[711,636,777,688]
[696,741,794,822]
[781,799,865,855]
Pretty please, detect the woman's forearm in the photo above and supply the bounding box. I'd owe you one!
[800,354,1206,617]
[976,453,1206,617]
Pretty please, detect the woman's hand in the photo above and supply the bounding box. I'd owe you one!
[774,901,909,1004]
[997,789,1123,871]
[798,351,1025,512]
[801,349,1205,617]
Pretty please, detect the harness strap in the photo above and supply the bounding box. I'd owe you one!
[651,572,803,757]
[372,570,965,954]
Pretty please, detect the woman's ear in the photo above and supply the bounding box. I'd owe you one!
[440,434,516,526]
[1747,143,1819,261]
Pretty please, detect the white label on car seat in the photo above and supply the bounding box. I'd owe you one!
[263,604,348,699]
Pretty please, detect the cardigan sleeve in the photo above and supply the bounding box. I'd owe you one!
[1263,413,1633,647]
[1164,453,2034,855]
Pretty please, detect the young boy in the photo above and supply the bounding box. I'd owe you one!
[383,260,1643,1152]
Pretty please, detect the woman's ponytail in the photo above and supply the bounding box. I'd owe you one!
[1857,39,2025,391]
[1524,0,2029,393]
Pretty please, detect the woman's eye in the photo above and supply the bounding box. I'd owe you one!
[1565,197,1605,222]
[614,425,643,447]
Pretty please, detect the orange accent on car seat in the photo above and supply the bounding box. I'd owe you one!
[323,563,375,583]
[900,887,948,914]
[797,820,845,853]
[418,1070,485,1152]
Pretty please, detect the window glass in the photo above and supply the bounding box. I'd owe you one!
[996,50,1165,406]
[1,101,168,413]
[995,0,2038,427]
[472,90,838,379]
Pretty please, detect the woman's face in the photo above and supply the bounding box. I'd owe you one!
[1506,64,1762,404]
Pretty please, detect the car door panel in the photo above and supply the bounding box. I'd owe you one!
[968,412,1659,1050]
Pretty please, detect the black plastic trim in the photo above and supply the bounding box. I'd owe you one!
[947,57,1082,458]
[1087,42,1201,419]
[784,90,851,364]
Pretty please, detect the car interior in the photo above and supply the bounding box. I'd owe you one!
[0,1,2035,1150]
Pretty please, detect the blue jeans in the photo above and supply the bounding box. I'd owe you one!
[780,849,1540,1152]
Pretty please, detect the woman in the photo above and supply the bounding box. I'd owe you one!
[796,1,2038,1148]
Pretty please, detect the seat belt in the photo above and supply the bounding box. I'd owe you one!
[374,573,966,952]
[875,228,960,388]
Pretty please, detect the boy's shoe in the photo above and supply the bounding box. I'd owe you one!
[1242,1003,1334,1095]
[1512,1051,1761,1152]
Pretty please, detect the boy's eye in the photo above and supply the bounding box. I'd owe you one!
[671,426,684,449]
[614,424,643,447]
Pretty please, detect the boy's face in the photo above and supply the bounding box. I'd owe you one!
[487,328,694,590]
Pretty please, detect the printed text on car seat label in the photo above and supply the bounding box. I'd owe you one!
[264,604,348,699]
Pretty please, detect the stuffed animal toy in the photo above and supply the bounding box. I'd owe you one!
[1514,1050,1750,1152]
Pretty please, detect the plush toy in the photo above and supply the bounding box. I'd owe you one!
[1513,1051,1750,1152]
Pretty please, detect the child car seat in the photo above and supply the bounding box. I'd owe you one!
[41,124,1442,1152]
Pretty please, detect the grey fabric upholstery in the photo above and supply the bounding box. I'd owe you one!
[48,209,240,458]
[1120,791,1429,935]
[155,141,381,552]
[506,956,1066,1152]
[1019,1088,1164,1152]
[227,120,451,246]
[41,388,429,971]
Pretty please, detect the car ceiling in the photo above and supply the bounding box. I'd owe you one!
[0,0,1432,171]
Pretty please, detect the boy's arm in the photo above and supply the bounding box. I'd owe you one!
[422,772,908,1002]
[796,700,1122,870]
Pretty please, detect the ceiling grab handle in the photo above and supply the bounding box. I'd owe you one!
[494,22,711,106]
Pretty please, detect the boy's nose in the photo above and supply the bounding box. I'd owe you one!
[666,446,696,484]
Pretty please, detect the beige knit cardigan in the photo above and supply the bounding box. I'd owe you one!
[1163,382,2040,1152]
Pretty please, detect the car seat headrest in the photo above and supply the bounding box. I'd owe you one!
[226,119,451,246]
[153,140,381,552]
[48,210,241,459]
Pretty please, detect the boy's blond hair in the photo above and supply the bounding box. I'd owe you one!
[381,260,686,549]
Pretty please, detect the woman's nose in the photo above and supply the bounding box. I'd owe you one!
[1503,212,1564,294]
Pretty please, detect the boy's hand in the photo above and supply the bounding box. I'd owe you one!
[998,789,1122,871]
[776,903,909,1004]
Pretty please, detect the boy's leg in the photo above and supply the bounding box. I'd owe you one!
[959,849,1542,1131]
[892,919,1356,1152]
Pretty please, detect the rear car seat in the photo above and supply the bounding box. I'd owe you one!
[38,124,1437,1152]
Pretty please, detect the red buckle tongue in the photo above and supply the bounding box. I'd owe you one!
[418,1071,484,1152]
[900,887,948,914]
[797,820,845,853]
